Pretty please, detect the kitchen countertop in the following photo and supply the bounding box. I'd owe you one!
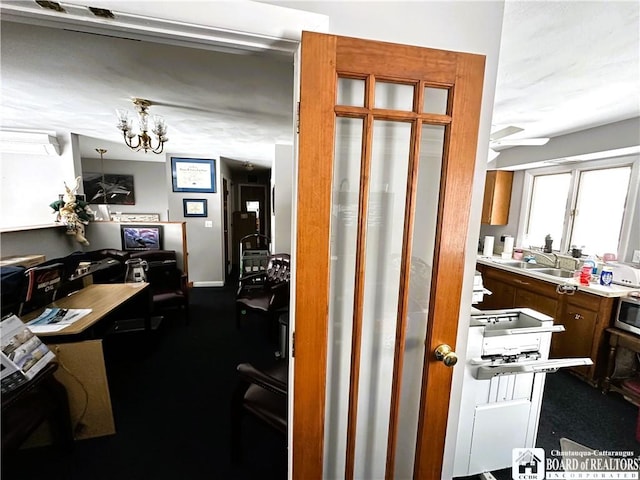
[477,255,640,298]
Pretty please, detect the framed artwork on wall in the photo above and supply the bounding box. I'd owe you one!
[171,157,216,193]
[83,173,135,205]
[183,199,208,217]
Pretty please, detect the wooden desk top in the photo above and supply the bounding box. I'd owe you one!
[22,283,149,336]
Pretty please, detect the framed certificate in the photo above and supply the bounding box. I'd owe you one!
[171,157,216,193]
[183,199,208,217]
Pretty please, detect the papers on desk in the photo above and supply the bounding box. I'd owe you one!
[26,308,92,333]
[1,314,56,393]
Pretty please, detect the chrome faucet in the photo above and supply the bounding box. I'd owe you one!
[533,251,560,268]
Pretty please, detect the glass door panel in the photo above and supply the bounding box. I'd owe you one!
[354,120,412,479]
[324,117,364,479]
[393,124,445,479]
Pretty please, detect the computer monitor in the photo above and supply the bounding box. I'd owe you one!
[120,225,164,252]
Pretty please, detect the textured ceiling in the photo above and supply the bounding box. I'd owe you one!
[0,20,294,168]
[1,1,638,168]
[491,0,639,142]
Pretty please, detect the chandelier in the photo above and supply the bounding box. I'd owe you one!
[116,98,168,154]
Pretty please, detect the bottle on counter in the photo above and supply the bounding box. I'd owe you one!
[599,266,613,286]
[579,264,592,286]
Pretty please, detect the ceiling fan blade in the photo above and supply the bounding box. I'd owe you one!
[488,148,501,162]
[491,138,550,146]
[489,125,524,141]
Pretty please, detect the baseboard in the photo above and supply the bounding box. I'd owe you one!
[192,281,225,287]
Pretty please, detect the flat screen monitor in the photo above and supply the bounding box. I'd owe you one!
[120,225,163,251]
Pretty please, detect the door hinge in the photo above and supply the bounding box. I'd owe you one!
[292,331,295,357]
[296,102,300,134]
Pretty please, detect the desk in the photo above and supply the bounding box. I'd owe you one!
[21,283,150,441]
[23,283,150,336]
[0,254,45,268]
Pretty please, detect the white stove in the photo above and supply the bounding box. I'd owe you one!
[453,308,592,478]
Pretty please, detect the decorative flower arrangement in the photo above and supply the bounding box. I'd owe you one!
[49,176,95,245]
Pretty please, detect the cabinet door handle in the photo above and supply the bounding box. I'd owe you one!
[514,278,530,286]
[569,312,583,320]
[556,284,577,295]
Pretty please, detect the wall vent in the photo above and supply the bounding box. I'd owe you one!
[88,7,115,19]
[35,1,65,13]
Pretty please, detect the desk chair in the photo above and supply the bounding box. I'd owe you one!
[18,263,65,316]
[230,360,288,463]
[130,250,189,324]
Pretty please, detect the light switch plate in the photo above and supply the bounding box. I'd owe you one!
[205,220,213,228]
[633,250,640,263]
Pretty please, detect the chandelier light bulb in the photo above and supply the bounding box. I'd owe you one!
[115,98,168,154]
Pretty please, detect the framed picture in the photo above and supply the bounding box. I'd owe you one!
[171,157,216,193]
[111,213,160,222]
[83,172,135,205]
[183,199,208,217]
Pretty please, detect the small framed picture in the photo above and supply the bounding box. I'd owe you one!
[183,199,208,217]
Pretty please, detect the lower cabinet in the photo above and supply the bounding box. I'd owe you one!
[477,264,616,385]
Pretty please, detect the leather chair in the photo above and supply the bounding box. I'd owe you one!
[230,360,288,463]
[235,253,290,331]
[129,250,189,323]
[18,263,65,316]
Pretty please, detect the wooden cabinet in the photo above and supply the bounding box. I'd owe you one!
[476,263,616,385]
[481,170,513,225]
[602,328,640,404]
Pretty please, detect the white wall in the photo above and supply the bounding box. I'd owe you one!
[166,154,224,286]
[0,132,78,228]
[272,143,293,254]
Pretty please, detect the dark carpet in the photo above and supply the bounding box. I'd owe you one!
[5,284,639,480]
[4,285,286,480]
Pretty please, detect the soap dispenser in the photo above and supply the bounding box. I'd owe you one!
[543,234,553,253]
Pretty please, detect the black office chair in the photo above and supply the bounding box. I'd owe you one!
[130,250,189,324]
[230,360,288,463]
[18,263,65,316]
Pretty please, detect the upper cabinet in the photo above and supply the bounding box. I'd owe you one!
[481,170,513,225]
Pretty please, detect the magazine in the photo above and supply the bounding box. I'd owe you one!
[26,307,92,333]
[1,314,56,393]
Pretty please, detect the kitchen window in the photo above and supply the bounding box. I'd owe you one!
[521,157,638,258]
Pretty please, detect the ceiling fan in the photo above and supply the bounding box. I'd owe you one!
[489,126,550,154]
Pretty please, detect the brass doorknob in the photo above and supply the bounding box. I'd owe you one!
[434,344,458,367]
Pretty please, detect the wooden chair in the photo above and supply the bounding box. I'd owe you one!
[235,253,290,331]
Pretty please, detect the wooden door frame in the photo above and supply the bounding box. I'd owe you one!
[294,32,485,479]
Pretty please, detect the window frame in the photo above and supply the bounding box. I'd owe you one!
[518,155,640,259]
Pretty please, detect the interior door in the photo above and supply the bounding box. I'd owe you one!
[294,32,485,479]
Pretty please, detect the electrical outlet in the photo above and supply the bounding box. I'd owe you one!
[633,250,640,263]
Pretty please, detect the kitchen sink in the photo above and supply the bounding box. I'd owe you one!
[532,268,575,279]
[493,260,553,269]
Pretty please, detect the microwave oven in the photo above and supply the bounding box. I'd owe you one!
[614,296,640,336]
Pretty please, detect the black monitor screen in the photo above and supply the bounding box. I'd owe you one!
[120,225,163,251]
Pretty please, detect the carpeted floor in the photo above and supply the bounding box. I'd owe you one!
[4,285,287,480]
[4,285,638,480]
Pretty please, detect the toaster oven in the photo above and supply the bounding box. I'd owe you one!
[614,295,640,336]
